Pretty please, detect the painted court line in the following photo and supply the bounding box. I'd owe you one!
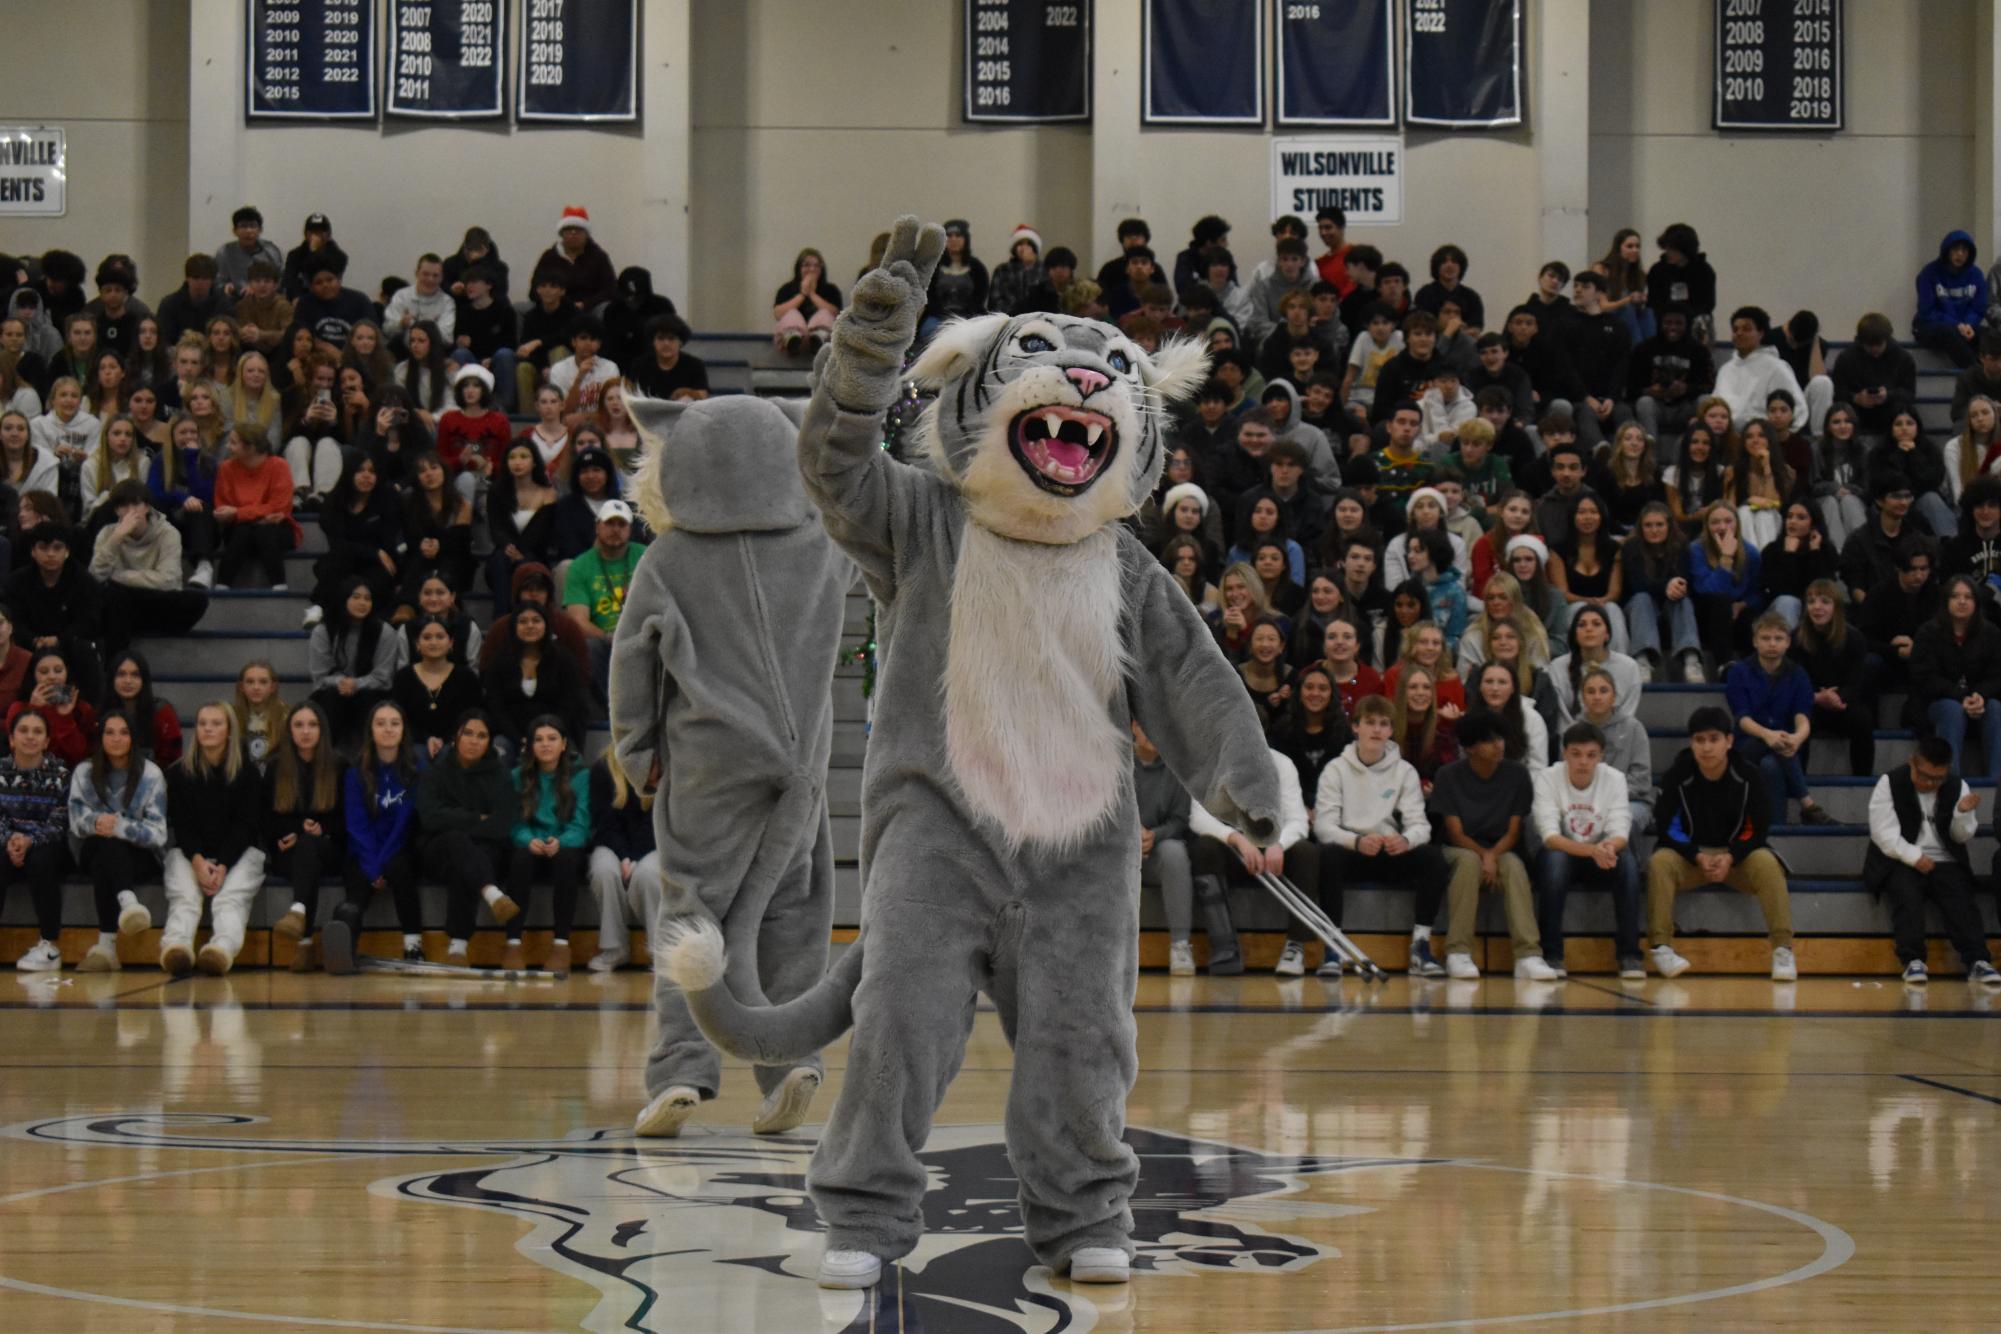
[1898,1073,2001,1107]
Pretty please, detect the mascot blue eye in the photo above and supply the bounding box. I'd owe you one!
[1020,333,1056,353]
[1108,350,1132,374]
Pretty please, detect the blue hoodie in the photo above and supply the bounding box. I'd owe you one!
[1916,230,1988,331]
[344,761,418,882]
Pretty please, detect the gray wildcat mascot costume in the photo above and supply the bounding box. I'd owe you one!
[606,393,851,1139]
[662,218,1281,1289]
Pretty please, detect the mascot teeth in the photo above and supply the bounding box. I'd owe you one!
[1014,406,1116,492]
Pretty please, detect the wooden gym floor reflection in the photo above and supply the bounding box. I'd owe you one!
[1,969,1995,1331]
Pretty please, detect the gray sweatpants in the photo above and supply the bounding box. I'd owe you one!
[1140,838,1193,941]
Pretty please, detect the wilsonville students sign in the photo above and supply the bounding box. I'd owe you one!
[0,128,64,216]
[1270,136,1403,224]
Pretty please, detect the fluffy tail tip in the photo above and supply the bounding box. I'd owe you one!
[656,917,727,991]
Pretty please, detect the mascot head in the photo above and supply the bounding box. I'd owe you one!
[907,313,1209,545]
[624,393,812,537]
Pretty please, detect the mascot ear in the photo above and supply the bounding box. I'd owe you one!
[908,313,1011,390]
[624,391,691,447]
[1141,336,1211,406]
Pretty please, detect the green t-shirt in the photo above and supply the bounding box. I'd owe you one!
[565,543,647,633]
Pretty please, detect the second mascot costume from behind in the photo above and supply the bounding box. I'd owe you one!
[663,218,1282,1289]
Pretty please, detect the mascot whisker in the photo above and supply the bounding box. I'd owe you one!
[660,217,1280,1290]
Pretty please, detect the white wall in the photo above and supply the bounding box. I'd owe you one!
[1590,0,1977,336]
[0,0,189,306]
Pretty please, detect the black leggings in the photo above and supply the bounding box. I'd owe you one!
[1692,594,1752,662]
[218,521,294,588]
[1808,700,1876,777]
[505,844,584,942]
[422,831,503,940]
[0,841,69,941]
[271,831,334,928]
[79,836,155,931]
[1325,842,1450,931]
[100,582,208,655]
[342,850,420,933]
[170,506,219,560]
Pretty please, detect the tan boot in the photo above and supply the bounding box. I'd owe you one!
[196,943,232,976]
[160,942,193,976]
[488,893,521,926]
[78,939,121,973]
[545,942,571,975]
[499,940,527,972]
[289,937,319,973]
[273,907,307,941]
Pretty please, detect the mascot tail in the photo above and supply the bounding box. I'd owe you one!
[657,919,865,1066]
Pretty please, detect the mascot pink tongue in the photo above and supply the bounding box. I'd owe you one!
[661,215,1281,1292]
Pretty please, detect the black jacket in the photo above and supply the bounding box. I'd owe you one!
[588,758,657,862]
[157,283,232,346]
[1464,360,1535,425]
[1653,750,1769,862]
[1839,519,1931,601]
[5,564,99,647]
[453,297,519,361]
[1945,525,2001,583]
[1758,537,1837,605]
[1831,344,1918,424]
[416,747,516,847]
[1788,628,1871,706]
[602,267,677,370]
[1646,256,1717,319]
[169,762,263,864]
[1627,330,1715,402]
[392,663,486,748]
[1910,616,2001,704]
[1368,348,1441,423]
[262,758,348,853]
[1862,768,1972,896]
[1867,438,1950,501]
[481,638,586,749]
[1557,309,1631,401]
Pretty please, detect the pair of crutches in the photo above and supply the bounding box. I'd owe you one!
[1253,871,1389,983]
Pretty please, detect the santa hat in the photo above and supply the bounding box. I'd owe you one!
[1010,224,1042,255]
[557,205,591,234]
[1504,534,1549,566]
[452,362,494,392]
[1405,486,1447,518]
[1161,482,1209,518]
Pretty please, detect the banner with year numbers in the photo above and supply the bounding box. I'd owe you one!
[964,0,1092,124]
[1142,0,1265,126]
[388,0,506,119]
[517,0,637,123]
[1404,0,1521,129]
[1276,0,1396,128]
[246,0,377,120]
[1713,0,1842,131]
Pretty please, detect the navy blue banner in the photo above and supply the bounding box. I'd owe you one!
[517,0,638,123]
[388,1,507,120]
[247,0,377,121]
[965,0,1093,124]
[1276,0,1395,128]
[1143,0,1265,126]
[1404,0,1521,128]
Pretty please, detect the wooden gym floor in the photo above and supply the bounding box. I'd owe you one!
[1,967,1996,1332]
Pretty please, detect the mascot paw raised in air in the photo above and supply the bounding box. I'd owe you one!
[661,216,1281,1290]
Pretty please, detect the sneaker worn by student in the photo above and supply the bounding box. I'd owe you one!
[15,939,60,971]
[817,1249,883,1290]
[1771,946,1798,982]
[1167,939,1196,976]
[1514,955,1561,981]
[270,582,288,592]
[1445,951,1480,980]
[196,943,232,976]
[634,1085,702,1138]
[79,939,120,972]
[301,604,323,628]
[1542,955,1569,979]
[1634,651,1657,683]
[1409,937,1447,978]
[1798,803,1838,827]
[588,947,630,973]
[1274,941,1306,976]
[1064,1247,1131,1284]
[1618,955,1647,980]
[160,942,194,976]
[1902,959,1929,986]
[1651,944,1691,978]
[118,900,152,936]
[752,1067,822,1135]
[320,918,356,975]
[1315,952,1344,979]
[403,943,425,963]
[1970,961,2001,986]
[189,560,214,589]
[1681,651,1706,684]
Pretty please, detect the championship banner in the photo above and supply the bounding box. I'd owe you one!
[1142,0,1265,126]
[1404,0,1521,129]
[1271,136,1403,224]
[517,0,638,123]
[247,0,377,121]
[965,0,1092,124]
[1276,0,1395,129]
[1714,0,1842,132]
[388,0,506,119]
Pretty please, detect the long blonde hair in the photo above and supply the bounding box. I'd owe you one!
[1466,572,1550,669]
[183,701,245,784]
[1219,561,1275,622]
[226,352,281,437]
[1395,620,1461,687]
[1958,395,1999,489]
[1393,664,1440,760]
[91,414,148,498]
[230,660,289,754]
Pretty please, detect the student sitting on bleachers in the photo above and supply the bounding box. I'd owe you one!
[0,709,72,973]
[1189,741,1318,978]
[586,754,660,974]
[417,710,518,969]
[1647,705,1796,982]
[1790,580,1876,777]
[1533,720,1644,980]
[1434,712,1557,981]
[1314,693,1452,977]
[1910,573,2001,777]
[69,709,166,972]
[505,714,590,976]
[264,700,344,974]
[1723,613,1835,826]
[1132,721,1198,977]
[322,701,422,974]
[1863,735,2001,987]
[160,702,265,977]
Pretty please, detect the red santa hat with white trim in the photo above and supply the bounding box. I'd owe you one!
[557,205,591,234]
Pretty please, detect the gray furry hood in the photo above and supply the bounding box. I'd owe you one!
[624,393,813,535]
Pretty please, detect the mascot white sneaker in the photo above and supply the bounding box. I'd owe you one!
[662,217,1281,1286]
[607,392,851,1138]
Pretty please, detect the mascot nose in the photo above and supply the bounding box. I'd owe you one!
[1065,367,1110,398]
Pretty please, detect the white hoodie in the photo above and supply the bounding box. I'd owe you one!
[1313,740,1430,849]
[1190,746,1309,848]
[1713,345,1807,431]
[1532,761,1631,845]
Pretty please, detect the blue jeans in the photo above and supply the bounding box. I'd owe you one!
[1927,698,2001,777]
[1624,591,1701,659]
[1537,846,1642,962]
[1736,734,1807,825]
[1915,490,1959,539]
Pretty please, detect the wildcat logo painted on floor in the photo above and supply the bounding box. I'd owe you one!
[9,1112,1419,1333]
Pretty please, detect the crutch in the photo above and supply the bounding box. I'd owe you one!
[1254,871,1389,983]
[356,955,568,982]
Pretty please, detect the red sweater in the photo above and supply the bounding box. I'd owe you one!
[436,408,513,473]
[7,699,98,765]
[215,454,302,546]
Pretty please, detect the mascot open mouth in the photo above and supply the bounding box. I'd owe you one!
[1010,406,1118,495]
